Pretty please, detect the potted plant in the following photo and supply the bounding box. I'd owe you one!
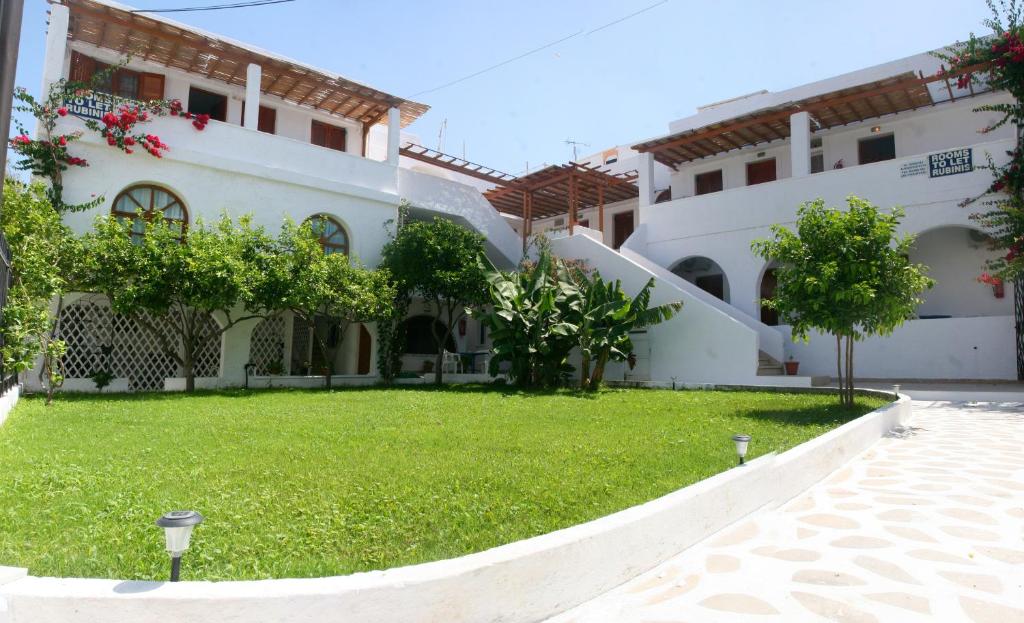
[784,355,800,376]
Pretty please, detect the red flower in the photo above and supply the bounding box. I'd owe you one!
[106,136,116,146]
[10,134,30,146]
[125,136,136,146]
[125,148,133,154]
[102,112,118,127]
[58,136,67,146]
[57,107,68,117]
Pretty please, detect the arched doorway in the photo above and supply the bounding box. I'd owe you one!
[759,265,779,326]
[357,324,372,375]
[909,226,1012,318]
[671,256,730,302]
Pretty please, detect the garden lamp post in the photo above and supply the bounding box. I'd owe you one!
[731,434,751,465]
[892,384,901,398]
[244,362,256,389]
[155,510,203,582]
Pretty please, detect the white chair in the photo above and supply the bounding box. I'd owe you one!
[442,350,463,374]
[475,352,490,374]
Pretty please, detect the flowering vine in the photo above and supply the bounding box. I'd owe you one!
[936,0,1024,281]
[8,61,208,214]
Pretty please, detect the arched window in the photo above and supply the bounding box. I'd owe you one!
[111,184,187,242]
[307,214,349,256]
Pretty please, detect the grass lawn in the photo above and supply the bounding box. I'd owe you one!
[0,386,885,581]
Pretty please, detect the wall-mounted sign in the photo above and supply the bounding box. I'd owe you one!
[928,148,973,178]
[899,160,927,178]
[62,93,122,121]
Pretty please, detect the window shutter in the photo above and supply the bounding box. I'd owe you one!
[257,106,276,134]
[328,127,347,152]
[138,73,165,101]
[311,120,327,147]
[69,51,95,83]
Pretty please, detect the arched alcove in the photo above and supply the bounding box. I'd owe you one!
[671,256,730,303]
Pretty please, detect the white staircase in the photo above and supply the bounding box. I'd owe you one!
[397,168,523,268]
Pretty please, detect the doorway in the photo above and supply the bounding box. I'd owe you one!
[187,87,227,122]
[357,325,372,375]
[613,211,635,249]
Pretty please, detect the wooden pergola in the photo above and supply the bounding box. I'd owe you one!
[398,143,639,250]
[633,67,991,168]
[484,163,638,248]
[60,0,428,134]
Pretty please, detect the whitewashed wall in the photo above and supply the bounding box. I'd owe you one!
[637,138,1015,323]
[782,316,1017,380]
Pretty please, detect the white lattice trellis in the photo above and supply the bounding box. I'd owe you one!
[249,315,285,376]
[57,298,222,391]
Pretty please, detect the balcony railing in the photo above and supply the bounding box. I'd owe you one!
[61,115,398,197]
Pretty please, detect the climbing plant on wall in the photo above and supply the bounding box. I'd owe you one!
[936,0,1024,282]
[8,61,208,214]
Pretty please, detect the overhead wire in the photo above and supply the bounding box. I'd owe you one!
[408,0,669,98]
[130,0,296,14]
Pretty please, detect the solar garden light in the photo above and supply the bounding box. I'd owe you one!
[731,434,751,466]
[892,384,901,397]
[155,510,203,582]
[244,362,256,390]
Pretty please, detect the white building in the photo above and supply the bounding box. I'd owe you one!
[32,0,1019,392]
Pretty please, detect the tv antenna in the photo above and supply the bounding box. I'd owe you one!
[565,138,589,162]
[437,118,447,152]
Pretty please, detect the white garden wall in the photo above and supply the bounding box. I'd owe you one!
[782,316,1017,381]
[0,394,909,623]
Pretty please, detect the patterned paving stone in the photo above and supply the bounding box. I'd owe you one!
[546,401,1024,623]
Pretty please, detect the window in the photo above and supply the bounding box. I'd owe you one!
[858,134,895,165]
[577,219,590,228]
[187,87,228,122]
[811,153,825,174]
[695,170,724,195]
[111,185,187,243]
[311,120,347,152]
[746,159,777,185]
[307,214,349,256]
[69,51,164,100]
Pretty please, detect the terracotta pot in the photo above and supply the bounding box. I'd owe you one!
[784,361,800,375]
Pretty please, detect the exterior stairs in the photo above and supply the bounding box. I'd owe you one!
[757,350,785,376]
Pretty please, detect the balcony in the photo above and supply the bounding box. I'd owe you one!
[58,115,399,201]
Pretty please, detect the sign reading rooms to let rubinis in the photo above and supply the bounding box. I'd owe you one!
[928,148,973,178]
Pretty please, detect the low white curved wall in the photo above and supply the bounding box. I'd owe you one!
[0,394,910,623]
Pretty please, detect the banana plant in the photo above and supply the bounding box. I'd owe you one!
[577,276,682,390]
[472,250,582,387]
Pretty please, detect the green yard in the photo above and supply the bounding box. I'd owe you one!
[0,386,884,581]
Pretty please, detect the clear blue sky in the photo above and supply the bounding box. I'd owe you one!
[11,0,992,174]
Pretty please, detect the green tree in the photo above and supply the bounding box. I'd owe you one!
[752,196,934,406]
[577,275,682,390]
[381,217,487,384]
[0,180,81,403]
[81,212,270,392]
[252,218,395,389]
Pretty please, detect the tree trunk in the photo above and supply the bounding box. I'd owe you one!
[183,355,195,393]
[835,334,844,405]
[589,350,610,390]
[579,351,591,389]
[847,337,855,407]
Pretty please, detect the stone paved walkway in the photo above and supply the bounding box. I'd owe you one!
[547,401,1024,623]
